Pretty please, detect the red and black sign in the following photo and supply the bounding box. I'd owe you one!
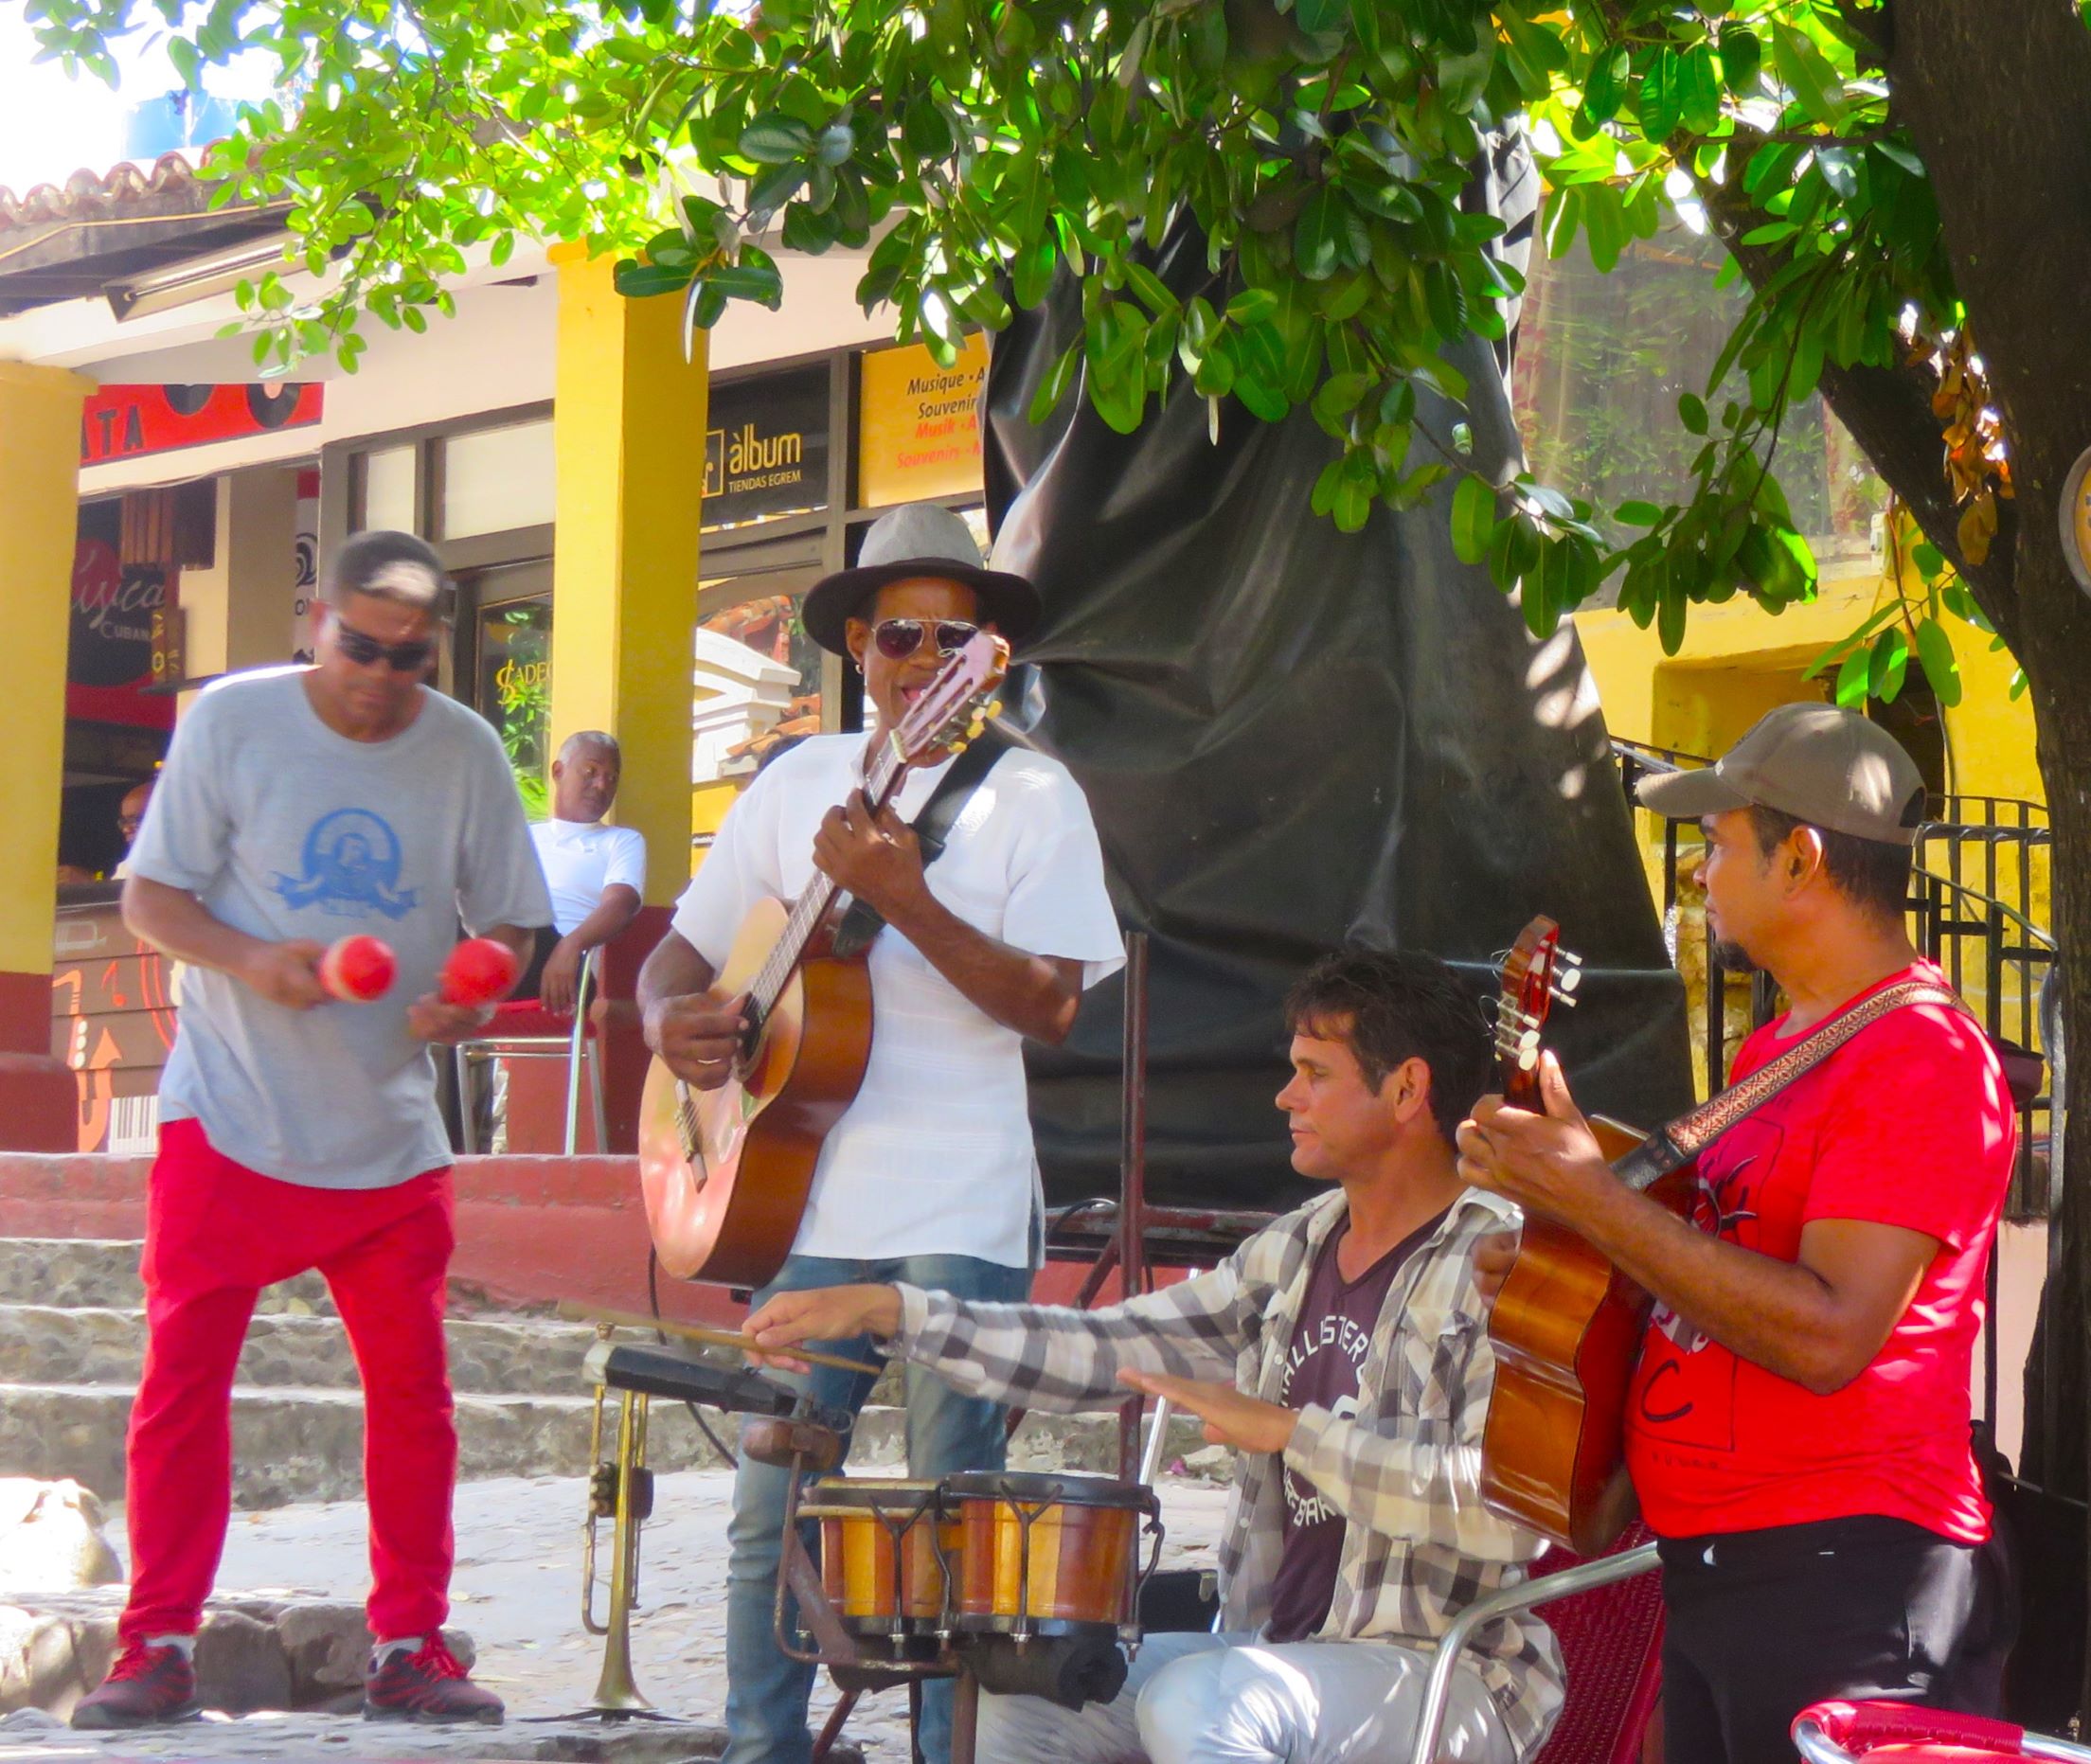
[67,502,173,731]
[80,382,322,467]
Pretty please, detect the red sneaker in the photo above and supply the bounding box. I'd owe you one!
[71,1641,201,1728]
[363,1636,503,1724]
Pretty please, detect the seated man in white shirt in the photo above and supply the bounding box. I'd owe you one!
[525,732,647,1016]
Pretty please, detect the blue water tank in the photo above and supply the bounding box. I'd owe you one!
[122,92,240,158]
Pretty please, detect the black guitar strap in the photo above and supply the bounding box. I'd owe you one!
[830,727,1012,959]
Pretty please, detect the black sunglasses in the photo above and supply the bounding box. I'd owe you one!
[333,620,436,672]
[869,617,980,661]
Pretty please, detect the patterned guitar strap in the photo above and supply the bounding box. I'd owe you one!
[1615,979,1966,1192]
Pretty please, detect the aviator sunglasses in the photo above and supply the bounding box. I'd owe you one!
[332,619,436,671]
[867,617,981,661]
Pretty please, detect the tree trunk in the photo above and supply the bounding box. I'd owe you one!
[1889,0,2091,1718]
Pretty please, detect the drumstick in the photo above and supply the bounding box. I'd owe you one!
[556,1300,885,1377]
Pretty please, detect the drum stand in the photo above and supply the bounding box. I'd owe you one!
[759,1426,987,1764]
[547,1335,854,1726]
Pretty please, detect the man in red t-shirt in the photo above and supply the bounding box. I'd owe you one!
[1457,704,2016,1764]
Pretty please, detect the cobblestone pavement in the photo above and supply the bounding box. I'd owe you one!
[0,1470,1231,1764]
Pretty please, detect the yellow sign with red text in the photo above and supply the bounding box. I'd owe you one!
[858,335,989,508]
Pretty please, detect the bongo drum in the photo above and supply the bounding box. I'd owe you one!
[799,1478,959,1647]
[941,1471,1162,1644]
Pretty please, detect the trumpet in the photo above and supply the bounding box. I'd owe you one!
[581,1327,656,1716]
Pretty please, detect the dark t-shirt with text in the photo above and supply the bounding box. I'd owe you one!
[1266,1207,1449,1644]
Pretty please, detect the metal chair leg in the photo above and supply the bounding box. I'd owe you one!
[563,953,592,1156]
[456,1044,477,1155]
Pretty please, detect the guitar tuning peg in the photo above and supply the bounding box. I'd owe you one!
[1555,965,1582,994]
[1517,1047,1539,1072]
[984,699,1002,720]
[1517,1027,1541,1054]
[1549,988,1580,1009]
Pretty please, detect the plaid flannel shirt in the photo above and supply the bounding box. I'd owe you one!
[890,1185,1566,1758]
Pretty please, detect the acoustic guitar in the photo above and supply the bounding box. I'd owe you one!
[1477,916,1695,1554]
[638,632,1010,1291]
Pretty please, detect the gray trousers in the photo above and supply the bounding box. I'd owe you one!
[974,1630,1517,1764]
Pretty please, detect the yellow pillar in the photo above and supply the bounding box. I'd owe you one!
[0,363,94,1146]
[548,248,705,903]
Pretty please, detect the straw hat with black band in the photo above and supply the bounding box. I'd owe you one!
[1635,703,1927,846]
[800,503,1041,656]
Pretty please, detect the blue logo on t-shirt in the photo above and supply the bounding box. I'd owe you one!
[270,808,420,919]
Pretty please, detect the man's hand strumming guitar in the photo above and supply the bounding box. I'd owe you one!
[644,989,751,1091]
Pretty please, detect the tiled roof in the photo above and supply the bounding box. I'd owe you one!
[0,151,202,234]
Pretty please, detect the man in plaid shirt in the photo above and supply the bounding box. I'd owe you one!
[749,948,1564,1763]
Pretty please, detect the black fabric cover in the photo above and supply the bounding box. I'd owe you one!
[984,139,1694,1218]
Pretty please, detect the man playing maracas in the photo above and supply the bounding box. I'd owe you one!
[76,533,550,1730]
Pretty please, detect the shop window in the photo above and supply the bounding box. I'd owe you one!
[476,598,552,818]
[360,444,417,534]
[443,419,556,540]
[1512,225,1884,576]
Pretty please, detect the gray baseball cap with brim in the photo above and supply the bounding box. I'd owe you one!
[800,502,1041,655]
[1635,702,1927,846]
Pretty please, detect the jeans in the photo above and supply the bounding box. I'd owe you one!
[975,1630,1516,1764]
[723,1252,1032,1764]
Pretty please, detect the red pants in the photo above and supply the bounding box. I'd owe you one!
[121,1117,457,1645]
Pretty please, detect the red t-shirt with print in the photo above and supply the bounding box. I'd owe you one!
[1624,962,2015,1544]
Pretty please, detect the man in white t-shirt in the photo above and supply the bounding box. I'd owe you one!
[636,502,1124,1764]
[525,732,646,1016]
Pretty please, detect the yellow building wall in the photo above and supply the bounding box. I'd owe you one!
[548,248,706,905]
[0,365,93,986]
[1576,554,2044,816]
[1576,545,2049,1082]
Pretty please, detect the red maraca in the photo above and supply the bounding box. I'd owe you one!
[439,936,521,1007]
[318,935,396,1003]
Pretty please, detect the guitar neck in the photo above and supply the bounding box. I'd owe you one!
[748,734,910,1015]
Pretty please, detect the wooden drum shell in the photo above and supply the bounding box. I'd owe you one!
[943,1472,1158,1638]
[805,1479,958,1637]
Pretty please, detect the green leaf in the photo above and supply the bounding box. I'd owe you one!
[1028,340,1081,425]
[739,113,813,164]
[1914,616,1964,707]
[1227,287,1280,326]
[1312,371,1371,427]
[1678,392,1709,435]
[903,98,955,159]
[1718,23,1762,94]
[1912,542,1947,580]
[1773,23,1849,125]
[1580,43,1629,127]
[1677,44,1723,134]
[1452,474,1496,566]
[1295,189,1347,281]
[1295,0,1349,34]
[1617,500,1664,527]
[1637,46,1682,143]
[1581,183,1627,274]
[1869,628,1911,703]
[1834,645,1871,708]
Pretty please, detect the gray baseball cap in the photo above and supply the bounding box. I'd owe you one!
[1635,703,1926,846]
[800,502,1040,654]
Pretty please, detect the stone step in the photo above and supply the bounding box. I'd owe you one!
[0,1239,335,1316]
[0,1305,600,1398]
[0,1382,1209,1510]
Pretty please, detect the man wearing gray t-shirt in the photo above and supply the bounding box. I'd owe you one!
[72,532,550,1732]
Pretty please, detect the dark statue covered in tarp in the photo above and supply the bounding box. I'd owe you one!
[984,132,1694,1216]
